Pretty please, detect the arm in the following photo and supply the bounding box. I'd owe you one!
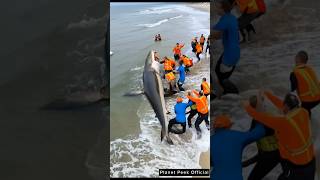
[187,100,193,107]
[192,90,200,97]
[187,95,199,104]
[242,153,259,167]
[242,122,265,146]
[290,72,298,92]
[264,91,284,111]
[245,105,283,130]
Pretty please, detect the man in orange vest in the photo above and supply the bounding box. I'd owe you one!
[244,91,316,180]
[201,78,210,97]
[173,43,184,61]
[199,34,206,50]
[165,71,177,95]
[232,0,266,43]
[160,56,176,73]
[290,51,320,116]
[181,55,193,73]
[187,90,209,138]
[195,42,202,61]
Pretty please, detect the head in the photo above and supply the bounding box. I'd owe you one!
[213,115,232,129]
[176,43,179,46]
[158,34,160,36]
[202,77,206,82]
[215,0,232,16]
[199,90,204,96]
[283,93,300,114]
[179,60,183,66]
[201,34,204,36]
[295,50,308,65]
[176,97,183,103]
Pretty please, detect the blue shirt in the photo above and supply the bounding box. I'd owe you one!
[211,123,265,180]
[213,13,240,66]
[175,101,192,123]
[177,65,185,83]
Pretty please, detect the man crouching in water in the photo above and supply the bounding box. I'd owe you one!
[168,97,193,134]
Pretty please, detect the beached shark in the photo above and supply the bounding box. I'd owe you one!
[143,50,173,145]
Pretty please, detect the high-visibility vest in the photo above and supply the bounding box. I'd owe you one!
[202,82,210,95]
[173,45,183,55]
[182,57,192,67]
[200,37,205,43]
[279,108,314,165]
[256,0,266,13]
[236,0,259,14]
[164,59,174,71]
[257,135,278,152]
[196,43,202,53]
[293,65,320,102]
[165,72,175,81]
[197,96,208,114]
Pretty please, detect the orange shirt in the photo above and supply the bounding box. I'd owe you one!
[201,82,210,95]
[173,45,184,55]
[187,90,208,114]
[236,0,259,14]
[200,36,205,43]
[196,43,202,53]
[245,92,314,165]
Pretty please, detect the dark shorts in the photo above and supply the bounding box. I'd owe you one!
[279,158,315,180]
[174,54,180,60]
[238,12,261,29]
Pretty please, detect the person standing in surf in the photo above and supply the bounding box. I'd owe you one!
[212,0,240,93]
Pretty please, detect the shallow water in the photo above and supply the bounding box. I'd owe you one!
[110,3,210,177]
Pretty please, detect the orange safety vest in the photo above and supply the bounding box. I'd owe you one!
[197,96,208,114]
[293,65,320,102]
[173,45,183,55]
[236,0,259,14]
[165,72,175,81]
[164,59,175,71]
[200,36,205,44]
[182,57,192,67]
[196,43,202,53]
[278,108,314,165]
[256,0,266,13]
[202,82,210,95]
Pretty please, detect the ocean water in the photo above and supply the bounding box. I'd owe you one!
[211,0,320,179]
[110,3,210,177]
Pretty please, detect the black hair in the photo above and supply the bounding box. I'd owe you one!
[284,93,300,110]
[217,0,233,13]
[296,50,308,63]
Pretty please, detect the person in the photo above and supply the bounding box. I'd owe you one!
[290,51,320,116]
[165,71,177,95]
[187,100,198,128]
[173,43,184,61]
[213,0,240,89]
[155,34,158,41]
[168,97,193,134]
[187,90,209,137]
[232,0,266,43]
[205,34,211,55]
[191,38,197,53]
[181,55,193,73]
[201,78,210,97]
[160,56,175,73]
[176,61,186,91]
[200,34,206,50]
[242,95,280,180]
[244,91,316,180]
[195,41,202,61]
[158,34,162,41]
[211,115,266,179]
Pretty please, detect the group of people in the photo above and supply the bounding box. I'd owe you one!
[191,34,211,61]
[153,35,211,139]
[212,0,266,95]
[211,0,320,179]
[168,78,210,138]
[154,34,162,41]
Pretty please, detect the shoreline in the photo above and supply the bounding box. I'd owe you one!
[187,2,210,13]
